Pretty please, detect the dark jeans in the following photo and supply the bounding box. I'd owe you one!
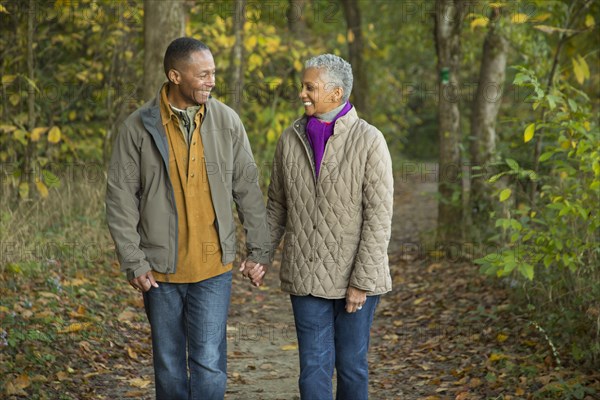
[290,294,380,400]
[143,271,232,400]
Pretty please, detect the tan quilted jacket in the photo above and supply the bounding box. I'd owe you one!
[267,107,393,299]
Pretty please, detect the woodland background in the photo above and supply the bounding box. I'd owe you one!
[0,0,598,399]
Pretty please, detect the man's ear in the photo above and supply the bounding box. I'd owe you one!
[168,69,180,84]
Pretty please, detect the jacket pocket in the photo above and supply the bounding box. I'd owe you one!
[280,232,297,286]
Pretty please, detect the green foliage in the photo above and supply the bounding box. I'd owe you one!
[475,0,600,366]
[0,0,143,199]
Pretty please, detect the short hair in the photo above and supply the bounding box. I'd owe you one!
[304,54,353,102]
[164,37,211,77]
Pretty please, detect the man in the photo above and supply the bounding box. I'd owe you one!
[106,37,269,399]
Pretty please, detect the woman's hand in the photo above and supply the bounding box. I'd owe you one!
[345,286,367,313]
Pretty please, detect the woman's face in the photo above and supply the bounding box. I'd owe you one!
[299,67,344,117]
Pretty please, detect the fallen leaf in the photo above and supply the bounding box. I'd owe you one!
[56,371,69,381]
[130,377,152,388]
[496,333,509,343]
[127,347,138,360]
[118,310,137,322]
[57,322,92,334]
[280,344,298,351]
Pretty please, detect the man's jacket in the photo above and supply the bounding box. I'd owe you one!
[106,91,270,281]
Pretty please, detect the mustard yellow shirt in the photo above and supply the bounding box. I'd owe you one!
[153,84,232,283]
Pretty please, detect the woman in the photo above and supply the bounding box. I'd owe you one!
[267,54,394,399]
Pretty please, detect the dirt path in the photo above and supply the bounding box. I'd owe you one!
[95,167,598,399]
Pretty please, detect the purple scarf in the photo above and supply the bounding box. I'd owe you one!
[305,101,353,178]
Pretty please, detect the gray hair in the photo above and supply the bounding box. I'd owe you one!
[304,54,353,102]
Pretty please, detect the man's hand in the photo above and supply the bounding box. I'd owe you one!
[239,259,268,287]
[345,286,367,313]
[129,271,159,292]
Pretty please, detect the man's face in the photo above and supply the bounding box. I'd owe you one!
[299,67,343,117]
[170,50,216,106]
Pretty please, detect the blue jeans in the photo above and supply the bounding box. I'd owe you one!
[290,294,380,400]
[143,271,232,400]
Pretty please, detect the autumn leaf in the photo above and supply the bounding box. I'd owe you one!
[280,344,298,351]
[470,17,489,30]
[30,126,48,142]
[130,377,152,388]
[523,123,535,143]
[127,346,138,360]
[511,13,528,23]
[48,126,62,143]
[497,333,509,342]
[35,181,49,198]
[499,188,512,202]
[58,322,92,334]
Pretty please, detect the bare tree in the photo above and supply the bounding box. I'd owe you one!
[143,0,185,101]
[341,0,369,116]
[434,0,466,245]
[469,8,508,230]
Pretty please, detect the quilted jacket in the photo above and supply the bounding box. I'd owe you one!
[267,107,393,299]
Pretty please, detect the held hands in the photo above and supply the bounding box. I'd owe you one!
[239,259,268,287]
[345,286,367,313]
[129,271,159,292]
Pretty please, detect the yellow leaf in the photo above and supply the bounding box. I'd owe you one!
[516,387,526,396]
[577,55,590,79]
[524,123,535,143]
[489,3,506,9]
[130,377,152,388]
[280,344,298,351]
[30,126,49,142]
[497,333,509,342]
[489,352,507,362]
[35,181,49,198]
[248,53,263,71]
[470,17,489,30]
[499,188,512,202]
[560,140,571,149]
[57,322,92,334]
[413,297,426,305]
[68,110,77,121]
[511,13,528,23]
[0,4,9,13]
[531,13,551,22]
[19,182,29,199]
[13,374,31,390]
[294,59,303,72]
[336,33,346,44]
[127,346,138,360]
[0,124,16,132]
[583,121,590,131]
[0,305,9,313]
[585,14,595,28]
[2,74,17,85]
[48,126,61,143]
[572,58,584,84]
[9,93,20,106]
[244,35,257,50]
[347,29,355,43]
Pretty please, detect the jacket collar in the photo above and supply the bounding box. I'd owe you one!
[294,106,359,137]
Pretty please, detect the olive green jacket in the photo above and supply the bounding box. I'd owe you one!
[106,90,270,281]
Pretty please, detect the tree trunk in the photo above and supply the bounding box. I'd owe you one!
[287,0,308,37]
[469,10,508,232]
[434,0,465,245]
[23,0,36,199]
[143,0,185,101]
[341,0,368,117]
[229,0,246,115]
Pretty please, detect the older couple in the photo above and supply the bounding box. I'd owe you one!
[106,37,393,400]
